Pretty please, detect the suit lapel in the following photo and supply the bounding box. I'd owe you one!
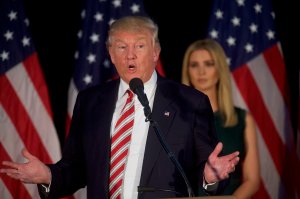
[139,77,177,186]
[89,80,119,197]
[95,80,119,134]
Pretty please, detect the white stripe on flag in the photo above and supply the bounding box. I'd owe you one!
[0,179,13,199]
[74,187,87,199]
[6,63,61,162]
[257,128,284,199]
[68,79,79,118]
[248,54,293,146]
[0,104,39,198]
[231,76,282,198]
[0,104,26,163]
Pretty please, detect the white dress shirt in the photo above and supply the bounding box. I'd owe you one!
[110,71,157,199]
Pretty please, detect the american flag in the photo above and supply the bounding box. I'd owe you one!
[66,0,164,198]
[0,0,61,198]
[207,0,300,198]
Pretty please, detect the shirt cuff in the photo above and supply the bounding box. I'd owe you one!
[41,168,52,193]
[203,176,218,192]
[41,180,51,193]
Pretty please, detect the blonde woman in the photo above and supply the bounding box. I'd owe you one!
[182,39,260,199]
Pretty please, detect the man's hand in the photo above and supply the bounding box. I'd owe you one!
[204,142,239,183]
[0,148,51,184]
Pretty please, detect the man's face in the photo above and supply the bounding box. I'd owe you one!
[108,30,160,84]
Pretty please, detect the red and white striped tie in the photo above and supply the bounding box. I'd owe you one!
[109,89,135,199]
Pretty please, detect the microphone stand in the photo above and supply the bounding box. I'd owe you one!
[143,106,195,197]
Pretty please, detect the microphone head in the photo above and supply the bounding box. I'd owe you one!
[129,78,144,93]
[129,77,152,119]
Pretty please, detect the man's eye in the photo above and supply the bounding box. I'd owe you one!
[136,44,144,49]
[118,46,126,49]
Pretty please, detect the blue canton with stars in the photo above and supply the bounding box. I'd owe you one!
[73,0,148,91]
[207,0,278,71]
[0,0,35,75]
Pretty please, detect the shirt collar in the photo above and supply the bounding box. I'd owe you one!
[119,71,157,99]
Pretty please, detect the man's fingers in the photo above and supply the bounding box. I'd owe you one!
[228,163,236,172]
[6,172,20,180]
[1,168,19,175]
[210,142,223,158]
[0,166,21,181]
[1,168,16,173]
[225,151,240,162]
[22,148,34,160]
[232,156,240,165]
[2,161,20,170]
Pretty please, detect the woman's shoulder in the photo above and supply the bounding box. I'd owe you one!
[234,106,246,118]
[234,107,256,127]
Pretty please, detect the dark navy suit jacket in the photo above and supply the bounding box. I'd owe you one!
[42,75,219,198]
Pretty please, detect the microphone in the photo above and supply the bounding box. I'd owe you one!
[129,78,152,120]
[129,78,195,197]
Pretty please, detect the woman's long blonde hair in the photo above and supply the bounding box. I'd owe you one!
[182,39,237,127]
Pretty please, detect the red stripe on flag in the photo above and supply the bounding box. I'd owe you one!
[65,114,72,138]
[263,46,298,187]
[23,53,54,119]
[264,46,300,197]
[263,46,289,105]
[156,57,165,77]
[0,75,52,163]
[0,144,32,199]
[253,178,271,199]
[233,65,285,174]
[233,65,300,197]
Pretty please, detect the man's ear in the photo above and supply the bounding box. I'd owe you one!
[153,46,161,62]
[108,47,115,64]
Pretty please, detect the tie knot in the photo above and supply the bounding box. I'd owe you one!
[126,89,134,101]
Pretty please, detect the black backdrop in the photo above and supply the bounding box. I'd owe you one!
[23,0,299,147]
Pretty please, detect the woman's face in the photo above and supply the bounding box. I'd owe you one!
[188,49,219,93]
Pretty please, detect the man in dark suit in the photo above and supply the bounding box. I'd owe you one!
[1,16,239,199]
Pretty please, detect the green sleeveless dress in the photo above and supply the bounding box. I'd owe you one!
[215,107,246,194]
[199,107,246,195]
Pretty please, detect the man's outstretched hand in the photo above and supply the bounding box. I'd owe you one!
[0,148,51,184]
[204,142,240,183]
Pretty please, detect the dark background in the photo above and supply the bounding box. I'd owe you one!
[23,1,299,147]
